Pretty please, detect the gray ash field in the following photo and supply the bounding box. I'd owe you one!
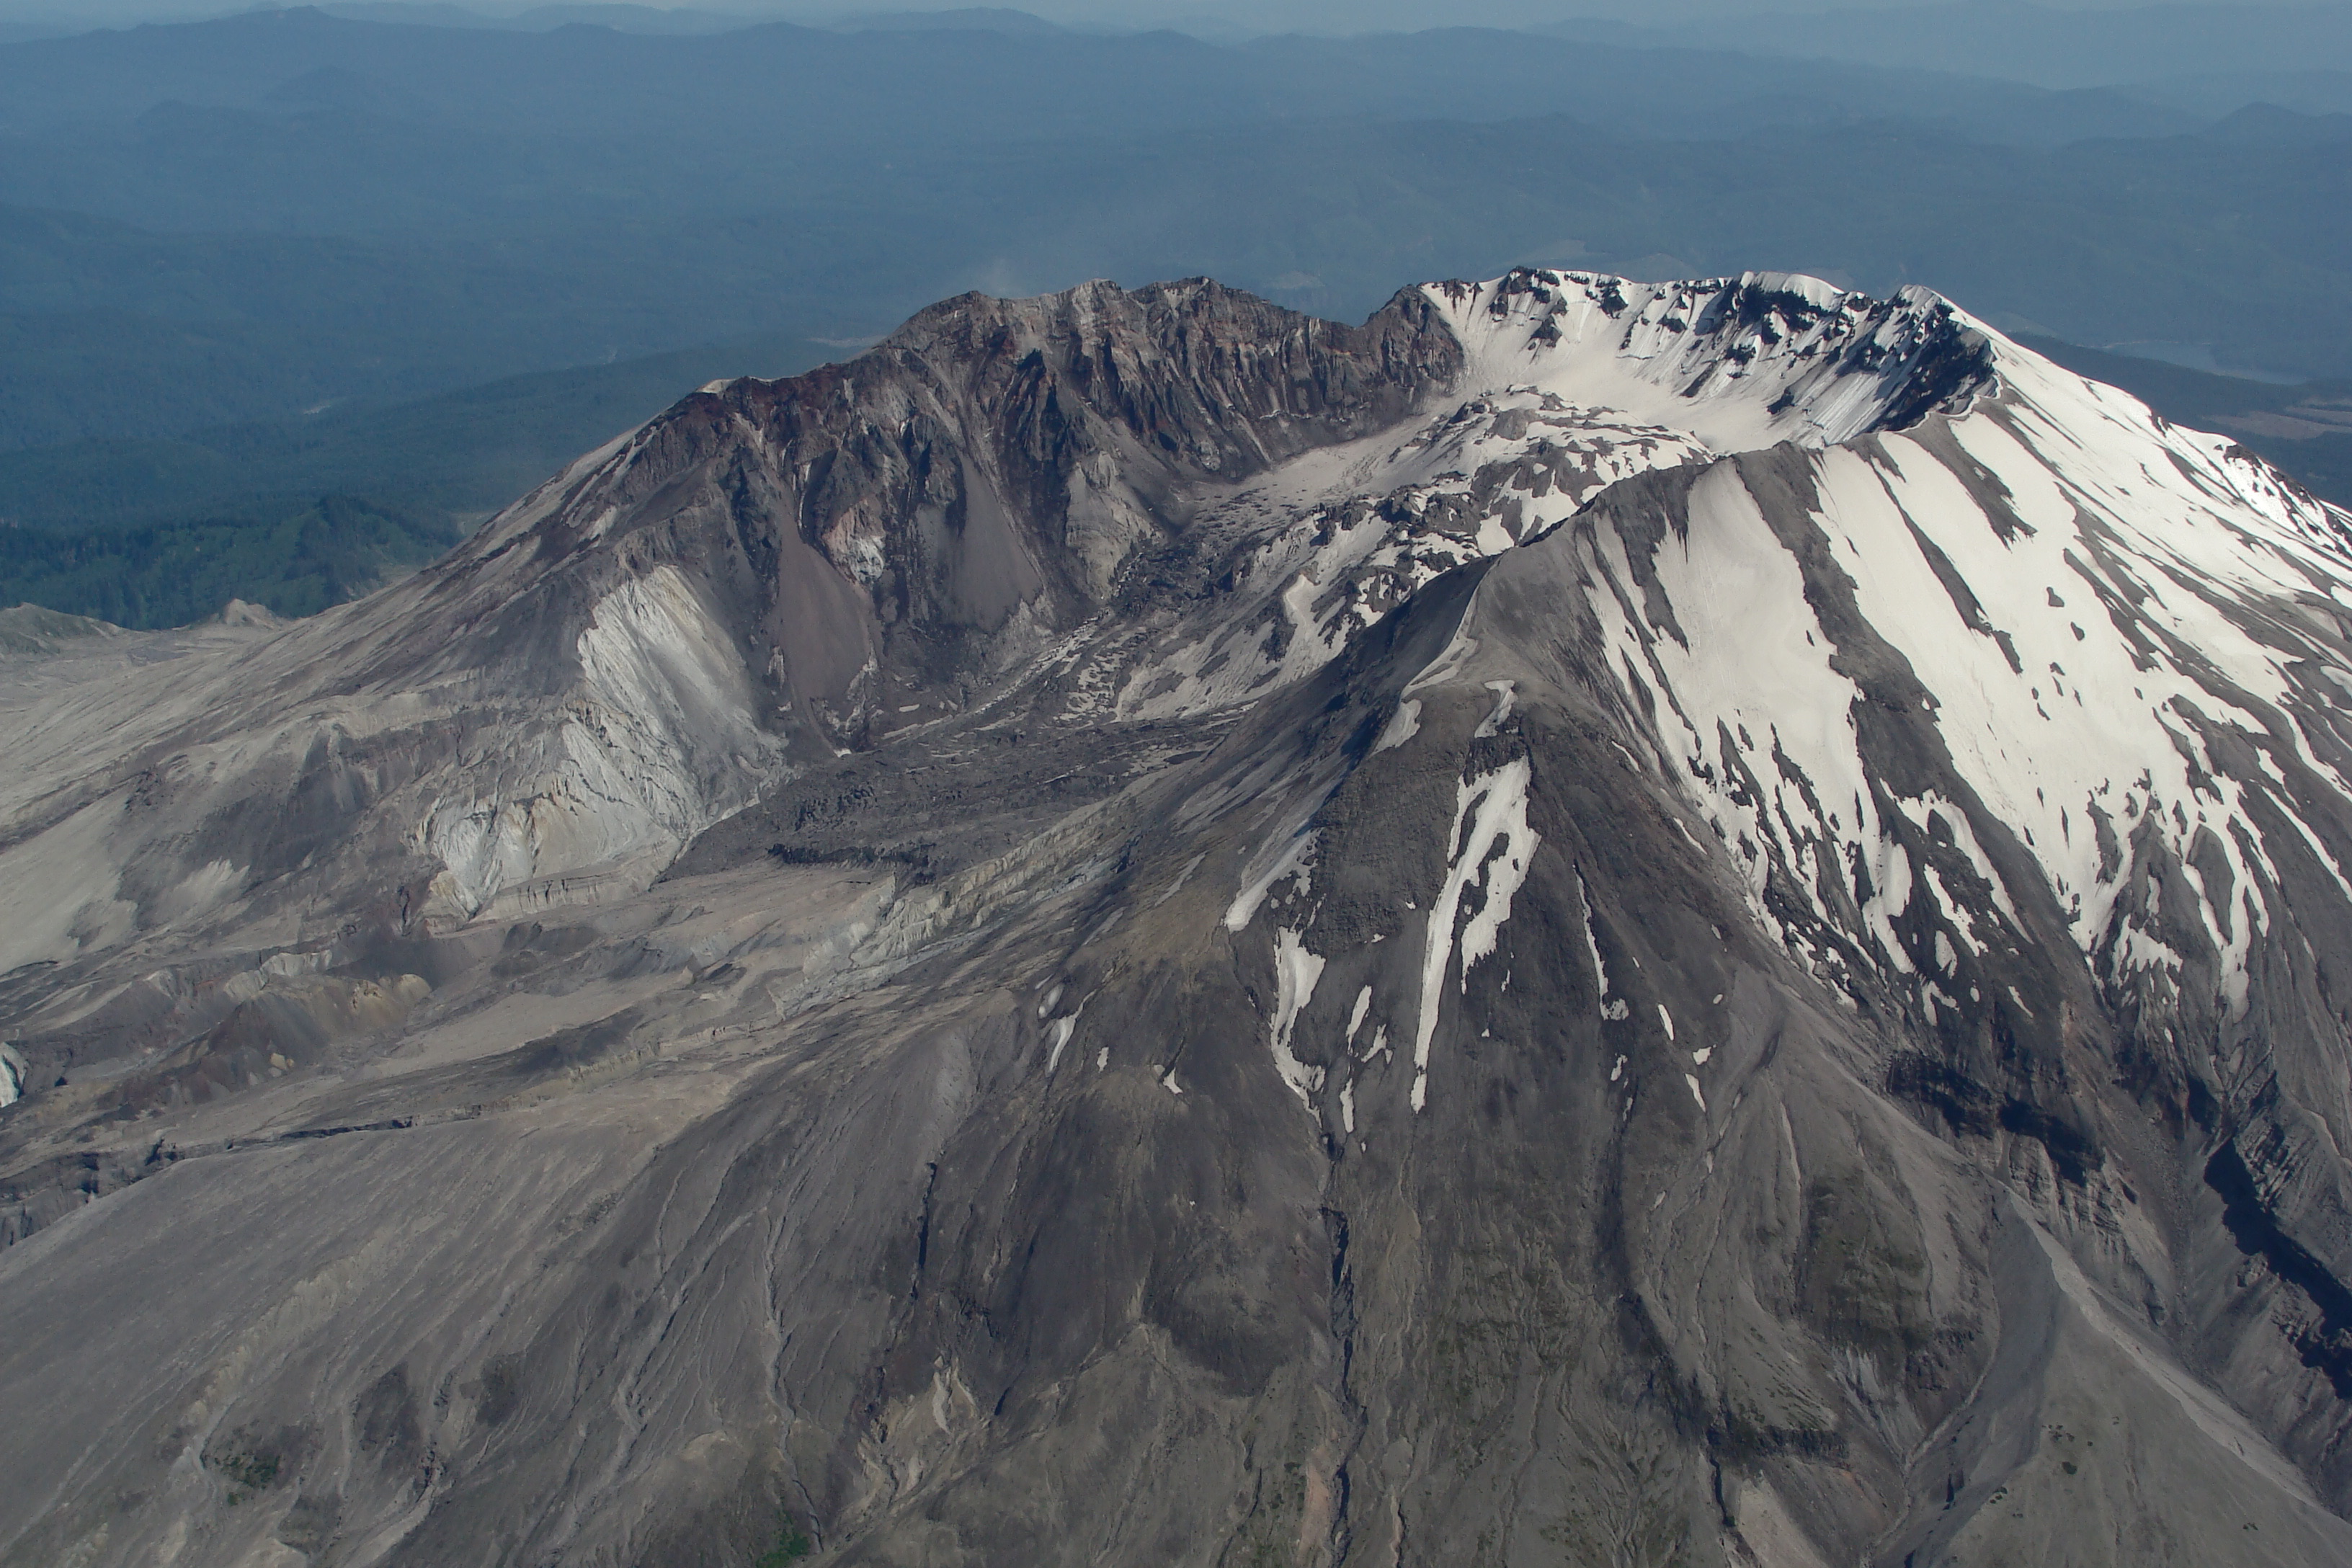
[6,270,2352,1567]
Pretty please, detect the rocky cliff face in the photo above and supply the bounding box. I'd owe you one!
[4,269,2352,1568]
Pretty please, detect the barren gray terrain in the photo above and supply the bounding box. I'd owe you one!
[5,270,2352,1567]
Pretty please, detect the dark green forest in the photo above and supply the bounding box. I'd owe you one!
[0,496,458,628]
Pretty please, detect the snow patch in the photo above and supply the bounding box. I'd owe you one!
[1224,829,1319,932]
[1577,873,1626,1018]
[1373,699,1423,754]
[1044,997,1087,1076]
[1412,757,1539,1111]
[1269,927,1329,1113]
[1473,680,1517,739]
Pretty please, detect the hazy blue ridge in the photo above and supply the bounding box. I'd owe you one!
[0,495,460,628]
[3,112,2351,456]
[0,326,830,532]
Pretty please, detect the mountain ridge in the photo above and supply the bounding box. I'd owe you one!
[4,268,2352,1567]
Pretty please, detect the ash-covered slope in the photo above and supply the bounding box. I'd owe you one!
[4,269,2352,1568]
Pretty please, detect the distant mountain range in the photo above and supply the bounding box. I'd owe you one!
[2,4,2350,626]
[1546,1,2352,93]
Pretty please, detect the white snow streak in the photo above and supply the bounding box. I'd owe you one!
[1411,757,1539,1111]
[1224,829,1318,933]
[1373,699,1423,754]
[1473,680,1517,738]
[1269,927,1328,1113]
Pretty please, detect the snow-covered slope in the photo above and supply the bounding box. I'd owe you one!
[1439,274,2352,1025]
[1092,270,1996,718]
[6,270,2352,1568]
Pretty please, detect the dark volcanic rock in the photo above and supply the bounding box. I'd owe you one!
[468,276,1464,758]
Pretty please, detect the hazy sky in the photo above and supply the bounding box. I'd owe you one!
[1,0,2348,41]
[9,0,2352,24]
[1025,0,2352,21]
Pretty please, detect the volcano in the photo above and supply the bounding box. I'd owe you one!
[5,270,2352,1567]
